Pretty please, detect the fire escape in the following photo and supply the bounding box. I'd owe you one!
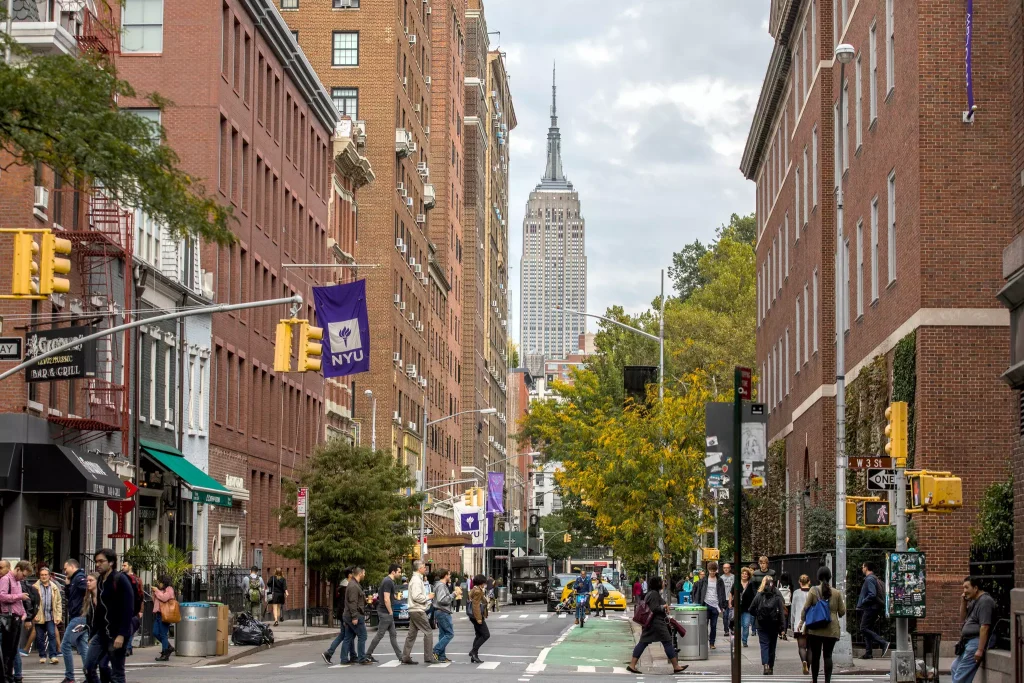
[46,6,134,457]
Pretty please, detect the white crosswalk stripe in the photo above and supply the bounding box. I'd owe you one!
[280,661,313,668]
[499,615,509,619]
[328,664,350,669]
[232,663,267,668]
[526,662,546,672]
[427,662,451,668]
[578,665,596,672]
[519,614,529,618]
[477,661,500,669]
[195,664,228,668]
[612,666,629,674]
[558,613,567,618]
[378,659,402,667]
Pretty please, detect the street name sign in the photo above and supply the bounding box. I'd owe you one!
[0,338,22,361]
[867,468,899,491]
[849,456,893,470]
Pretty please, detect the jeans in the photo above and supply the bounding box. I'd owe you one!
[632,639,676,660]
[758,628,779,667]
[34,621,57,658]
[707,605,720,646]
[808,634,838,683]
[470,618,489,654]
[432,612,453,659]
[859,607,887,656]
[1,616,23,682]
[340,616,367,663]
[152,612,170,652]
[62,616,90,680]
[84,633,126,683]
[325,621,357,662]
[402,611,433,661]
[367,613,401,658]
[951,636,996,683]
[723,607,733,635]
[741,612,754,645]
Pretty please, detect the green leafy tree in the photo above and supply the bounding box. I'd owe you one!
[508,340,520,368]
[276,440,422,585]
[538,512,582,561]
[971,476,1014,556]
[0,24,235,244]
[668,240,709,301]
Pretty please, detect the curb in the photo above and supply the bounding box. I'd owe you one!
[196,632,336,666]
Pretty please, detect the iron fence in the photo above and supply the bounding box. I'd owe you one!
[181,565,253,615]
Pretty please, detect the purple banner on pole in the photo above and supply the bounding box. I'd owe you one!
[487,471,505,514]
[966,0,974,112]
[485,512,495,548]
[312,280,371,378]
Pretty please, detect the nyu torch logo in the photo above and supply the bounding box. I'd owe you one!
[328,319,364,366]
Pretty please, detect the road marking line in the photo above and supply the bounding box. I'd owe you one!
[477,661,499,669]
[428,662,451,668]
[558,613,567,618]
[378,660,402,667]
[499,615,509,619]
[612,666,629,674]
[538,614,549,619]
[233,663,267,668]
[578,665,597,672]
[526,662,546,672]
[519,614,529,618]
[280,662,313,668]
[195,664,228,668]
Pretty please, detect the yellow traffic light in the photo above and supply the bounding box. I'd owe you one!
[703,547,720,561]
[884,401,909,466]
[563,533,572,543]
[907,470,963,513]
[39,231,71,294]
[12,232,39,296]
[845,499,861,529]
[274,320,294,372]
[297,321,323,373]
[463,489,473,506]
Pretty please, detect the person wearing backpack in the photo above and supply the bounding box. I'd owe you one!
[595,577,609,617]
[749,575,786,675]
[120,562,144,657]
[802,566,847,683]
[242,567,266,620]
[856,561,889,659]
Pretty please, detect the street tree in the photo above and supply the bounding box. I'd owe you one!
[276,439,422,585]
[0,25,235,244]
[537,512,583,562]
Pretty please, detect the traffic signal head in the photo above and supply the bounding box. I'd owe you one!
[864,500,891,527]
[563,533,572,543]
[297,321,323,373]
[703,547,720,561]
[907,471,963,512]
[274,320,294,372]
[39,231,71,295]
[845,499,863,529]
[12,232,40,297]
[884,401,909,466]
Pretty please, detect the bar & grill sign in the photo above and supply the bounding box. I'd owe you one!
[25,326,95,382]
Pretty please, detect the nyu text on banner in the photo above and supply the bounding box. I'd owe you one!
[312,280,371,378]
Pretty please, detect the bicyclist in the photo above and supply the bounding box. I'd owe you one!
[573,569,592,625]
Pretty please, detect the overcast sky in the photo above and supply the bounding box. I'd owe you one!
[484,0,773,344]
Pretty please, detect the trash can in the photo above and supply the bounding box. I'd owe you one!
[176,602,218,657]
[672,605,709,661]
[910,632,941,682]
[496,587,509,604]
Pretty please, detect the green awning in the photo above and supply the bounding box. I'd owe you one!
[141,440,233,507]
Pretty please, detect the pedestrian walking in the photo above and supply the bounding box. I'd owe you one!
[339,567,369,665]
[0,560,30,683]
[752,556,775,595]
[950,576,996,683]
[468,575,489,663]
[778,573,793,640]
[626,577,687,675]
[692,562,727,650]
[802,566,846,683]
[464,575,473,614]
[150,575,176,661]
[119,562,143,657]
[60,559,89,683]
[362,564,402,663]
[242,566,265,619]
[267,568,288,627]
[632,579,643,606]
[750,575,786,675]
[641,578,648,594]
[594,576,609,617]
[680,575,694,605]
[31,567,62,665]
[401,560,434,665]
[738,567,756,647]
[791,574,811,675]
[721,563,735,638]
[452,575,464,613]
[431,568,455,663]
[83,549,133,683]
[856,561,889,659]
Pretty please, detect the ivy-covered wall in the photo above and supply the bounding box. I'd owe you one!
[750,438,788,556]
[891,331,917,468]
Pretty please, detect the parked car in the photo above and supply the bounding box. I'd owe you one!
[365,581,410,629]
[547,574,578,612]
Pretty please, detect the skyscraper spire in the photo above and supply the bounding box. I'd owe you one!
[543,60,565,183]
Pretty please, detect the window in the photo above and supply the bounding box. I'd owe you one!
[331,87,358,118]
[842,80,849,170]
[122,0,163,53]
[886,0,895,94]
[164,345,174,423]
[761,362,766,404]
[855,54,863,150]
[812,126,819,206]
[785,329,790,396]
[135,210,161,268]
[803,25,810,101]
[281,0,297,6]
[843,239,850,332]
[767,352,772,410]
[332,31,359,66]
[833,103,840,186]
[784,214,790,276]
[871,196,880,301]
[795,297,801,370]
[812,269,819,353]
[333,0,360,6]
[803,283,810,363]
[811,0,817,75]
[856,220,864,317]
[149,338,158,422]
[869,23,878,121]
[795,167,801,231]
[757,270,762,323]
[802,147,810,224]
[887,171,896,284]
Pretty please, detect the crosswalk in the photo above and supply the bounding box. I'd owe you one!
[454,612,630,621]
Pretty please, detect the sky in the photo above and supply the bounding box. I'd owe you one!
[483,0,774,344]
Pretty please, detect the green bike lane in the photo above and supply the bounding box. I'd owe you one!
[539,616,635,670]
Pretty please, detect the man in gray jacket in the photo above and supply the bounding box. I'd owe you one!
[430,569,455,663]
[401,560,434,664]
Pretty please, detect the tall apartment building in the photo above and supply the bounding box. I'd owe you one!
[742,0,1015,643]
[520,69,586,377]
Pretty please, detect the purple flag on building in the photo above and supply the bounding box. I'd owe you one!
[312,280,371,378]
[487,471,504,514]
[485,512,495,548]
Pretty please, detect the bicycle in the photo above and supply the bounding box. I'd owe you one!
[576,593,588,628]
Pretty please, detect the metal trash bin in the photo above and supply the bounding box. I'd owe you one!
[673,605,709,661]
[175,602,218,657]
[496,587,509,604]
[910,632,941,682]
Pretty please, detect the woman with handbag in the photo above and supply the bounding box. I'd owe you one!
[267,569,288,627]
[151,575,178,661]
[626,577,688,675]
[801,566,846,683]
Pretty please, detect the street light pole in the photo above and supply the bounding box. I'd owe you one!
[834,42,856,665]
[364,389,376,451]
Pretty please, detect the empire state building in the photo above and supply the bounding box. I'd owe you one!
[520,65,587,376]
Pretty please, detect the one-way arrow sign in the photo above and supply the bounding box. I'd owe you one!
[867,468,899,491]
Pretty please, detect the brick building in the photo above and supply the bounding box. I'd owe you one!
[742,0,1015,646]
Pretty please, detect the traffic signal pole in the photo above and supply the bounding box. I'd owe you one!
[732,366,743,683]
[0,295,303,382]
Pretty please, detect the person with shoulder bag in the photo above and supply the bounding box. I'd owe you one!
[468,575,490,663]
[749,575,787,675]
[626,577,688,675]
[151,575,178,661]
[802,566,847,683]
[1,561,32,683]
[430,569,455,663]
[267,569,288,627]
[32,567,62,664]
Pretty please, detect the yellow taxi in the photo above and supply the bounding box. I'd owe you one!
[559,580,627,611]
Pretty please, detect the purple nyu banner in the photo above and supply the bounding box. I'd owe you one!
[485,512,495,548]
[487,471,505,514]
[312,280,371,378]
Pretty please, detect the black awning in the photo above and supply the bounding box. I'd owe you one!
[7,443,127,499]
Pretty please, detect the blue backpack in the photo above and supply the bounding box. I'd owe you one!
[804,589,832,630]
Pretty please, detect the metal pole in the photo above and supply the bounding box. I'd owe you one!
[658,269,666,598]
[370,395,377,451]
[835,60,851,661]
[714,495,719,549]
[731,366,743,683]
[419,406,428,563]
[892,469,912,679]
[303,495,308,636]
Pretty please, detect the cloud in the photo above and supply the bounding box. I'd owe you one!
[486,0,773,343]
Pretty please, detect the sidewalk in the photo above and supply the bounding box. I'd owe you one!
[628,619,955,677]
[19,620,337,672]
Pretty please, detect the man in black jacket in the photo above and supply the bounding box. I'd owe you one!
[340,568,368,665]
[692,562,729,650]
[83,549,134,683]
[60,559,89,683]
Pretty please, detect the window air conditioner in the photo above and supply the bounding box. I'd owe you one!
[399,301,407,310]
[397,182,405,193]
[408,34,417,45]
[393,411,401,422]
[406,364,417,377]
[393,353,401,364]
[33,186,49,211]
[394,293,402,304]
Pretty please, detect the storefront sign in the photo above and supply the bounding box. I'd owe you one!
[191,489,231,506]
[138,506,157,521]
[25,326,94,382]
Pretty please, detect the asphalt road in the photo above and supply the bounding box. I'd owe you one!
[38,603,895,682]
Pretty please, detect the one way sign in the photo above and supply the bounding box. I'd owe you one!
[867,468,899,491]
